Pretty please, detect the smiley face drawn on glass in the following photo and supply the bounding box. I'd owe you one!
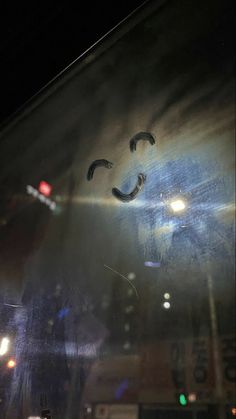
[86,132,155,202]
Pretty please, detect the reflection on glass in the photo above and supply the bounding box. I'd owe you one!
[169,198,186,213]
[0,337,10,356]
[0,0,234,418]
[6,359,16,369]
[163,301,171,310]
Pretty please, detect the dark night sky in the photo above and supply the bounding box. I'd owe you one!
[0,1,146,126]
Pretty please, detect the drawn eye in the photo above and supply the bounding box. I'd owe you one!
[129,131,155,152]
[87,159,113,181]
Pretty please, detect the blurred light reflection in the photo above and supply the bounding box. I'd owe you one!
[163,302,171,310]
[144,261,161,268]
[7,359,16,368]
[0,337,10,356]
[170,199,186,213]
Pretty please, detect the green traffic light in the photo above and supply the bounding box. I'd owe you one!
[179,394,187,406]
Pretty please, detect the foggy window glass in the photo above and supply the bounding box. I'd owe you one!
[0,1,235,418]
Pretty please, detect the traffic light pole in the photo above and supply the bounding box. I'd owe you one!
[207,273,226,419]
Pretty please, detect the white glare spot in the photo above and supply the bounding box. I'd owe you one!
[26,185,33,194]
[164,293,170,300]
[127,272,136,280]
[125,305,134,314]
[163,301,171,310]
[0,337,10,356]
[31,188,38,197]
[38,194,45,202]
[124,323,130,332]
[170,199,186,213]
[50,202,56,211]
[123,341,131,350]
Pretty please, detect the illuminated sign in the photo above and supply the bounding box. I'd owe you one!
[26,185,56,211]
[38,180,52,197]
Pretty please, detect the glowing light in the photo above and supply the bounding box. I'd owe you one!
[127,272,136,280]
[124,323,130,332]
[7,359,16,368]
[232,407,236,416]
[38,181,52,197]
[188,393,197,402]
[170,199,186,213]
[123,341,131,350]
[164,293,170,300]
[179,393,187,406]
[125,305,134,314]
[50,202,56,211]
[26,185,56,211]
[57,307,70,319]
[163,301,171,309]
[144,261,161,268]
[115,378,129,400]
[0,337,10,356]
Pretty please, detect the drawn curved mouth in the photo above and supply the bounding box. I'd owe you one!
[86,160,146,203]
[112,173,146,202]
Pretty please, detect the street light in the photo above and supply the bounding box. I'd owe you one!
[170,199,186,213]
[7,359,16,368]
[0,337,10,356]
